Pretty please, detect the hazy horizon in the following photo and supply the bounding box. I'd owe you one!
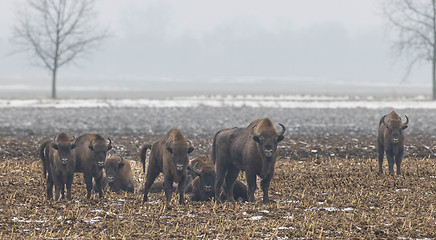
[0,0,432,99]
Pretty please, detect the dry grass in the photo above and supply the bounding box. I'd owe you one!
[0,156,435,239]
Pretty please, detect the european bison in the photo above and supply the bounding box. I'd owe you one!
[74,134,112,199]
[188,158,248,202]
[377,111,409,175]
[213,118,285,203]
[40,133,76,200]
[102,156,134,193]
[141,129,194,204]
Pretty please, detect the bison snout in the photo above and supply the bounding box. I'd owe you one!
[204,185,212,192]
[176,164,184,171]
[97,161,104,167]
[392,138,399,144]
[107,176,114,183]
[264,149,273,157]
[61,158,68,165]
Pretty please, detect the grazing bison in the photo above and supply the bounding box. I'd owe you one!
[40,133,76,200]
[102,156,134,193]
[188,158,248,202]
[141,129,194,204]
[74,134,112,199]
[213,118,285,203]
[377,111,409,175]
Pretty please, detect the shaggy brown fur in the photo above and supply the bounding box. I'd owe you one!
[141,129,194,204]
[377,111,409,175]
[213,118,285,203]
[102,156,134,193]
[40,133,76,200]
[74,134,112,199]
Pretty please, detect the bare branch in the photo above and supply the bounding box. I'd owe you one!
[11,0,108,98]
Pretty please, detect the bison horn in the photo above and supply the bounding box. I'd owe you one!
[166,140,174,154]
[382,115,390,129]
[107,138,112,150]
[192,162,201,175]
[402,115,409,129]
[89,139,95,150]
[251,124,259,137]
[278,123,286,136]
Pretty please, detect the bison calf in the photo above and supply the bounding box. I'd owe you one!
[141,129,194,204]
[74,134,112,199]
[377,111,409,175]
[102,156,134,193]
[188,158,248,202]
[213,118,285,203]
[40,133,76,200]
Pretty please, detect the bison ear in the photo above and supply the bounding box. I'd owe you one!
[71,143,76,149]
[402,125,408,130]
[88,143,95,151]
[166,146,173,154]
[51,142,59,150]
[118,161,125,169]
[277,135,284,142]
[188,146,194,154]
[253,135,260,143]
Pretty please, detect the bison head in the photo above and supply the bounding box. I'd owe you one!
[192,162,215,193]
[251,123,285,159]
[89,137,112,168]
[382,115,408,144]
[52,134,76,165]
[166,140,194,173]
[104,156,124,184]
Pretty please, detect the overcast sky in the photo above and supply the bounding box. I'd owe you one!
[0,0,431,89]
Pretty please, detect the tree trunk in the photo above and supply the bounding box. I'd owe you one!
[51,68,57,99]
[433,0,436,100]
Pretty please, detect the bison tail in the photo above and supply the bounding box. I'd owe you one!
[39,140,50,179]
[211,130,221,164]
[140,144,152,173]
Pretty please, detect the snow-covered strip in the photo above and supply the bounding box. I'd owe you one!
[0,96,435,109]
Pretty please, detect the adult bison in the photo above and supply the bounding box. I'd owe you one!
[74,134,112,199]
[377,111,409,175]
[213,118,285,203]
[102,156,134,193]
[141,129,194,204]
[40,133,76,200]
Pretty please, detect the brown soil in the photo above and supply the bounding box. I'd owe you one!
[0,135,435,239]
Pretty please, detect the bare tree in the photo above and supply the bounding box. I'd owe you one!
[383,0,436,100]
[12,0,107,99]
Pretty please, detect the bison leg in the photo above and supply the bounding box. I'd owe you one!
[386,151,395,175]
[143,167,160,202]
[245,171,257,202]
[163,174,174,203]
[95,175,104,198]
[395,150,403,175]
[260,176,272,203]
[224,166,239,202]
[54,183,62,201]
[83,173,93,199]
[378,143,384,173]
[46,175,53,200]
[66,173,74,200]
[215,164,227,202]
[177,175,186,204]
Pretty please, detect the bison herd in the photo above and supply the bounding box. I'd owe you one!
[39,111,409,204]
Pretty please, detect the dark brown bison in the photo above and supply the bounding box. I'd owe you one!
[74,134,112,199]
[141,129,194,204]
[102,156,134,193]
[377,111,409,175]
[40,133,76,200]
[188,158,248,202]
[213,118,285,203]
